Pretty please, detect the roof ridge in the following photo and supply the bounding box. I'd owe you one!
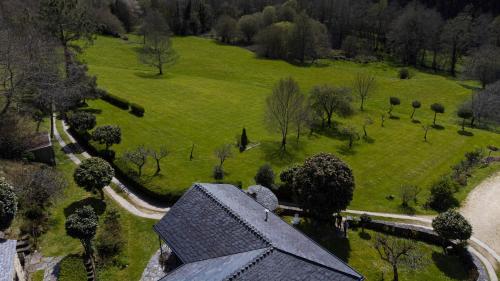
[195,184,272,246]
[223,247,274,281]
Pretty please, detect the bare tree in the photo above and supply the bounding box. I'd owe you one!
[362,117,373,139]
[422,124,431,141]
[124,145,149,177]
[374,234,424,281]
[215,144,232,168]
[149,146,168,175]
[265,77,304,151]
[138,11,178,75]
[353,72,376,111]
[292,96,310,143]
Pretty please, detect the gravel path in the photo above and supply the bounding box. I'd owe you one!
[52,115,166,220]
[461,171,500,258]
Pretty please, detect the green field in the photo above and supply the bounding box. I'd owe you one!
[81,35,500,213]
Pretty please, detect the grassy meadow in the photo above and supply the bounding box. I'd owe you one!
[81,35,500,213]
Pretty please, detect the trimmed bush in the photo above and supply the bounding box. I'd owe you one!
[130,103,145,117]
[399,68,410,79]
[101,93,130,110]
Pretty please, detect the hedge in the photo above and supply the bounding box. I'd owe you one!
[130,103,145,117]
[101,93,130,110]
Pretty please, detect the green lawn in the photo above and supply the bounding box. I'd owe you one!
[81,35,500,213]
[37,138,158,281]
[289,218,469,281]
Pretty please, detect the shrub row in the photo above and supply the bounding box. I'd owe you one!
[101,93,130,110]
[130,103,145,117]
[101,93,145,117]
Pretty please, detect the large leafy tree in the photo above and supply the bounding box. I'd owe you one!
[0,178,17,235]
[432,210,472,248]
[74,157,114,199]
[290,153,355,222]
[65,205,98,278]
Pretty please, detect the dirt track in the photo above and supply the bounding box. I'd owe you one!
[461,171,500,256]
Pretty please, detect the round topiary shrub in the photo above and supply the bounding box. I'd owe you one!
[68,111,96,134]
[432,210,472,246]
[399,68,410,79]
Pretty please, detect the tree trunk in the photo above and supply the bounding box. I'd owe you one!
[450,43,458,77]
[411,108,416,119]
[360,97,365,111]
[281,136,287,151]
[462,119,466,131]
[363,126,367,138]
[470,117,475,128]
[50,108,55,138]
[392,265,399,281]
[327,115,332,128]
[433,112,437,125]
[63,44,72,78]
[432,49,438,72]
[155,159,161,175]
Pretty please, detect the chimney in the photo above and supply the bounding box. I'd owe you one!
[264,209,269,222]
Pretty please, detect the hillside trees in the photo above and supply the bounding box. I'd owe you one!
[387,2,443,66]
[463,45,500,88]
[238,14,261,43]
[440,10,473,76]
[39,0,97,75]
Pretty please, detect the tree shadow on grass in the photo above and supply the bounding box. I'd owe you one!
[458,83,482,91]
[432,252,469,280]
[432,124,445,130]
[458,130,474,137]
[61,143,84,154]
[78,108,102,115]
[358,231,372,240]
[412,119,421,124]
[389,115,400,120]
[260,141,304,166]
[297,219,352,263]
[362,136,375,144]
[337,144,358,156]
[134,72,166,79]
[64,197,107,217]
[398,204,416,215]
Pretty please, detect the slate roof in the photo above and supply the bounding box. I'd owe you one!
[247,185,279,211]
[0,239,17,281]
[26,132,52,151]
[154,183,364,281]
